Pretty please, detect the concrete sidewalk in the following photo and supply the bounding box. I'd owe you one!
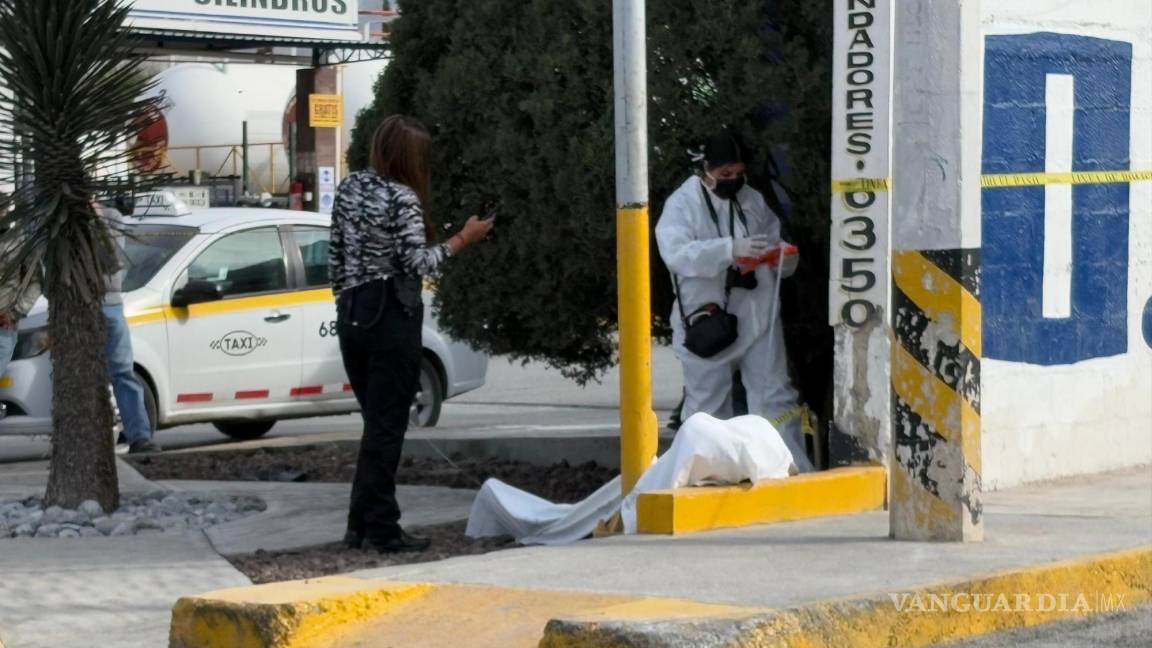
[158,480,475,555]
[0,458,160,499]
[0,531,249,648]
[352,467,1152,608]
[0,459,477,648]
[0,460,237,648]
[292,466,1148,646]
[162,466,1150,647]
[5,452,1148,647]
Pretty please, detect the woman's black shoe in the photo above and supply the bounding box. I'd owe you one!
[362,530,431,553]
[343,530,364,549]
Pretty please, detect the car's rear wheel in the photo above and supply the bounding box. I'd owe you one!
[213,420,276,440]
[410,357,444,428]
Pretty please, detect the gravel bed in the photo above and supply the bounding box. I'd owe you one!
[227,521,515,584]
[127,444,618,504]
[0,493,266,539]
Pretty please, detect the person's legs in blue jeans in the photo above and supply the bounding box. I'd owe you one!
[0,328,16,378]
[104,304,152,444]
[0,328,15,419]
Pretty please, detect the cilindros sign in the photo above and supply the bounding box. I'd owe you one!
[130,0,358,27]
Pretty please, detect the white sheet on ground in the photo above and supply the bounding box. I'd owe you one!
[465,413,797,545]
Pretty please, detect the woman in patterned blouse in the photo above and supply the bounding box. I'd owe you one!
[330,115,494,553]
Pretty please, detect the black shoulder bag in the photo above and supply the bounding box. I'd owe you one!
[672,185,741,358]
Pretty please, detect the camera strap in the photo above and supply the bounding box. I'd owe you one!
[672,274,732,327]
[673,183,746,327]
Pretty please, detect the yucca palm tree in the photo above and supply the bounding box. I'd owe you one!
[0,0,161,510]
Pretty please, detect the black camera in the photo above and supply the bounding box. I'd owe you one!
[726,266,758,291]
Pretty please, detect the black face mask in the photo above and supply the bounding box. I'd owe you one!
[710,175,745,200]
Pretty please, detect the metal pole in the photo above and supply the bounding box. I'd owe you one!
[288,122,297,185]
[613,0,657,495]
[241,120,249,195]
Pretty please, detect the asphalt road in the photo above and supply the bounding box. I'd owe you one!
[934,606,1152,647]
[0,347,685,463]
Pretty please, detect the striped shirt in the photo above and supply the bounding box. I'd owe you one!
[328,170,450,294]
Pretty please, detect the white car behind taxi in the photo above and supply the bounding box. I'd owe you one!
[0,207,487,440]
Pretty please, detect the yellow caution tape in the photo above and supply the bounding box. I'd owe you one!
[981,169,1152,188]
[769,405,803,427]
[770,405,816,437]
[801,406,815,438]
[832,169,1151,194]
[832,177,891,193]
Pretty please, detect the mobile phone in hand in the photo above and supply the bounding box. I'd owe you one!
[482,201,502,221]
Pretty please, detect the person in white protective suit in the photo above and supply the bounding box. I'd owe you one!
[656,132,814,472]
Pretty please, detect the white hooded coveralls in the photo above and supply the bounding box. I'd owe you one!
[656,176,813,472]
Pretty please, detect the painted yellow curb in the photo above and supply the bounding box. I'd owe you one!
[542,546,1152,648]
[636,465,887,535]
[168,576,431,648]
[171,579,758,648]
[334,585,759,647]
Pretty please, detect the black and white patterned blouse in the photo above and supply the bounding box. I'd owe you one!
[328,170,450,294]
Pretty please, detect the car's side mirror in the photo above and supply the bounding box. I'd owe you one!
[172,280,223,308]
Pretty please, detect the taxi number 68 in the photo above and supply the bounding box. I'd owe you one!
[318,321,339,338]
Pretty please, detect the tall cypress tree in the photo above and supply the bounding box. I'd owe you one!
[349,0,832,409]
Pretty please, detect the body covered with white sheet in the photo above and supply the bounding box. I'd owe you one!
[466,413,797,544]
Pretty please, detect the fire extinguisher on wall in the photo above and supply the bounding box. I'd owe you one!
[289,181,305,211]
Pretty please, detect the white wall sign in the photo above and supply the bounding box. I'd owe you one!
[318,165,336,214]
[131,0,359,28]
[829,0,893,326]
[318,166,336,189]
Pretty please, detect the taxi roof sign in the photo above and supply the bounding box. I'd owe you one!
[132,191,193,217]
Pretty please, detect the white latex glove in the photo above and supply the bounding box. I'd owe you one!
[732,235,771,261]
[779,248,800,278]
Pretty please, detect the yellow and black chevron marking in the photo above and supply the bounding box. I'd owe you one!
[890,249,983,540]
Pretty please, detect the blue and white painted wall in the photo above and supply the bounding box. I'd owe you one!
[832,0,1149,493]
[979,1,1151,489]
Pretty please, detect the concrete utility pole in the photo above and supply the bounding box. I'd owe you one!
[889,0,983,542]
[612,0,658,494]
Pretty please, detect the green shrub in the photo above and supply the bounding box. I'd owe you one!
[349,0,832,403]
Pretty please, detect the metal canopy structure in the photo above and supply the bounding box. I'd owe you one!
[130,28,391,67]
[125,0,394,66]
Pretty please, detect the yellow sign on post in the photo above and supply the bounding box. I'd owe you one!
[309,94,343,128]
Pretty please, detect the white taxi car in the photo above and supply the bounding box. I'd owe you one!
[0,207,488,440]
